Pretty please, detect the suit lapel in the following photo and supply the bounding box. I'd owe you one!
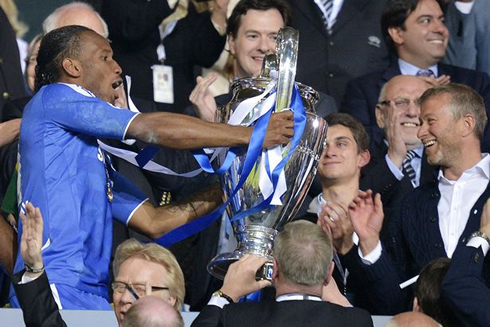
[331,0,369,33]
[291,0,329,39]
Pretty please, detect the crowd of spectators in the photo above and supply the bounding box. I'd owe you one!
[0,0,490,326]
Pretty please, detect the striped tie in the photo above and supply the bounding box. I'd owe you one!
[320,0,334,29]
[403,150,417,186]
[416,69,435,78]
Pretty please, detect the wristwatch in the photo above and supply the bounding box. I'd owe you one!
[471,231,490,246]
[212,290,234,303]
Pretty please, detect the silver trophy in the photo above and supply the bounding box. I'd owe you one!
[207,27,328,280]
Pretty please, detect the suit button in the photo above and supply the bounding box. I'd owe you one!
[431,192,439,198]
[474,253,480,263]
[435,242,442,248]
[329,41,334,46]
[328,73,334,77]
[2,91,9,100]
[429,216,436,223]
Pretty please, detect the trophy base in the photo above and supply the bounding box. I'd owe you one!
[207,225,277,281]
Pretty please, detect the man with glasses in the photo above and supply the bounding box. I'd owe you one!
[360,75,436,225]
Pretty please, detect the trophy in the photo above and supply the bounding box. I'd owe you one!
[207,27,328,280]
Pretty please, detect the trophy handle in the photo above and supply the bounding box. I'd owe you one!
[275,27,299,112]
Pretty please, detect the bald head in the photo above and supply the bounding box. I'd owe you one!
[376,75,431,150]
[121,296,184,327]
[385,312,441,327]
[43,2,108,38]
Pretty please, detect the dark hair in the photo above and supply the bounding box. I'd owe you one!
[325,113,369,153]
[418,83,487,140]
[381,0,446,55]
[226,0,291,38]
[35,25,91,91]
[414,258,460,327]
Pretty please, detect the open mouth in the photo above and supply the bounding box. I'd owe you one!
[401,122,419,127]
[112,80,123,89]
[424,140,436,147]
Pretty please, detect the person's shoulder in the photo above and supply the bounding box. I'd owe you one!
[440,63,490,80]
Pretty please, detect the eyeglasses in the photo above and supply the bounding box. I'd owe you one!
[111,281,169,300]
[378,98,419,109]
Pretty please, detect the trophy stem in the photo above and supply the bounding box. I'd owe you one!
[207,225,277,281]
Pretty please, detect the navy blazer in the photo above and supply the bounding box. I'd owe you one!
[341,62,490,152]
[360,142,436,229]
[442,243,490,327]
[191,299,373,327]
[341,178,490,315]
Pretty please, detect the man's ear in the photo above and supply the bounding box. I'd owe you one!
[375,105,386,129]
[413,297,422,312]
[272,258,279,281]
[62,58,82,78]
[388,26,404,46]
[324,260,335,286]
[461,114,476,138]
[228,35,236,56]
[358,149,371,169]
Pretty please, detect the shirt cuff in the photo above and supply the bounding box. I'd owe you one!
[20,271,41,284]
[358,241,382,265]
[385,154,404,181]
[467,236,490,255]
[454,1,474,14]
[208,295,230,308]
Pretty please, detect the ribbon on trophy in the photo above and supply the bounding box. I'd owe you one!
[155,84,306,247]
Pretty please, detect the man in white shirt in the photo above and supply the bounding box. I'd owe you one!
[341,83,490,316]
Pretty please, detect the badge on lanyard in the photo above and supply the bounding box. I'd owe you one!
[152,64,174,104]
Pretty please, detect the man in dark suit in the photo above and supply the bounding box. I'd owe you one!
[442,198,490,327]
[191,220,373,327]
[360,75,436,224]
[285,0,389,107]
[340,83,490,315]
[341,0,490,152]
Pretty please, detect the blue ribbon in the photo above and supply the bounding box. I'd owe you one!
[156,101,274,247]
[156,86,306,247]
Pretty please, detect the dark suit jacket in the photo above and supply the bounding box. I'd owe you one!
[360,142,436,227]
[341,61,490,151]
[286,0,389,106]
[442,244,490,327]
[0,8,28,117]
[11,270,66,327]
[341,179,490,315]
[191,300,373,327]
[102,0,225,113]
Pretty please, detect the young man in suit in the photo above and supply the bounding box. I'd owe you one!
[341,0,490,152]
[191,220,373,327]
[342,83,490,315]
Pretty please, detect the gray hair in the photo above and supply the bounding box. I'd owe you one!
[274,220,333,286]
[43,1,109,38]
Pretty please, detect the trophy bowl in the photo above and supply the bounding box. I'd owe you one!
[207,27,328,280]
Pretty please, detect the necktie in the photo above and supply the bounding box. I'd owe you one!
[416,69,435,78]
[320,0,334,30]
[403,150,417,186]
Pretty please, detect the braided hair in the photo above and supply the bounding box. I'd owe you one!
[34,25,90,91]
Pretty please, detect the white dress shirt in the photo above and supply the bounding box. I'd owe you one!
[361,153,490,262]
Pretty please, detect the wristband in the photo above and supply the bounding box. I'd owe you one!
[25,263,44,274]
[471,231,490,246]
